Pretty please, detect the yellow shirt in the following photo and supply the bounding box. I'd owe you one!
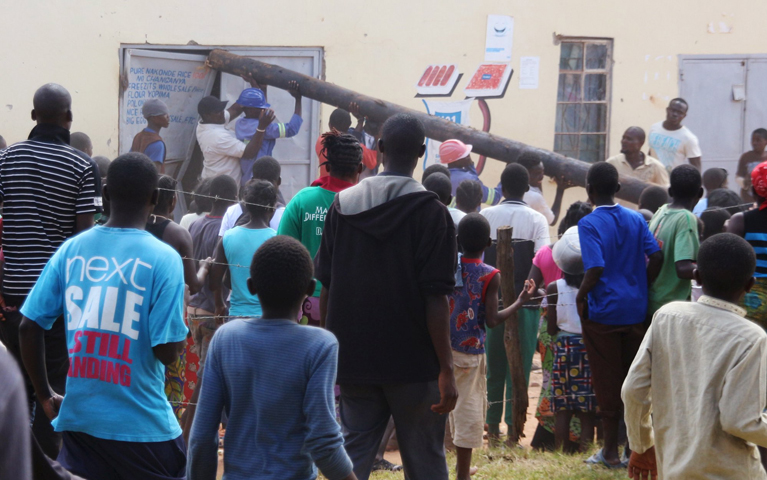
[607,153,669,187]
[623,296,767,480]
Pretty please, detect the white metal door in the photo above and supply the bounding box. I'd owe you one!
[745,59,767,152]
[679,58,746,181]
[220,49,322,201]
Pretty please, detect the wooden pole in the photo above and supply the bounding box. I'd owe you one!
[496,226,527,443]
[206,49,649,204]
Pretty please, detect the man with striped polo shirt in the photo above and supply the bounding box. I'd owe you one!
[0,83,101,457]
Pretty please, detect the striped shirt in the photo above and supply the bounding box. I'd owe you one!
[0,124,101,298]
[744,208,767,278]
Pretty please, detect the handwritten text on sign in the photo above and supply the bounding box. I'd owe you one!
[125,67,206,126]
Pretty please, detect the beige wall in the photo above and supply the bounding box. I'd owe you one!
[1,0,765,211]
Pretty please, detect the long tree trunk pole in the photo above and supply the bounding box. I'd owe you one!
[496,226,527,443]
[207,49,648,204]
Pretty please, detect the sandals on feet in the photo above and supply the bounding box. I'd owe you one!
[584,448,627,469]
[372,459,404,472]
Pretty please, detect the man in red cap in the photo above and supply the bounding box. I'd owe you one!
[439,139,502,208]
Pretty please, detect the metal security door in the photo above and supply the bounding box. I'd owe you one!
[745,59,767,152]
[679,58,746,180]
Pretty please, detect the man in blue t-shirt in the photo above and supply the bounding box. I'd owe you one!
[575,162,663,469]
[19,152,188,480]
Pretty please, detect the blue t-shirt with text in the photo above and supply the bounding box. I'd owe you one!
[20,227,187,442]
[578,205,660,325]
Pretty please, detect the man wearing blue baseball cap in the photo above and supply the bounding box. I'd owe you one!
[234,77,303,185]
[196,76,274,185]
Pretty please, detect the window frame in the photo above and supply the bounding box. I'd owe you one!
[553,37,614,163]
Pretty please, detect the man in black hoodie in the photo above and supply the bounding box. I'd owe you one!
[315,113,458,480]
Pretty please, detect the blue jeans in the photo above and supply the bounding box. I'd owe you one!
[339,381,448,480]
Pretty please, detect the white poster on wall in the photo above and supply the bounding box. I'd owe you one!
[120,50,215,162]
[485,15,514,62]
[421,98,474,169]
[519,56,540,89]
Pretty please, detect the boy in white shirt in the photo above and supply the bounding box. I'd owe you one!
[623,233,767,479]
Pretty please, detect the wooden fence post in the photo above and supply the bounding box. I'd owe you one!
[496,226,528,443]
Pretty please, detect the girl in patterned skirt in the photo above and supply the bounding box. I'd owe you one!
[546,226,597,452]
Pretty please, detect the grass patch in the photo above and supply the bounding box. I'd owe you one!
[365,447,626,480]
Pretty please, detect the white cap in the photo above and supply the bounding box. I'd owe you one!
[552,226,583,275]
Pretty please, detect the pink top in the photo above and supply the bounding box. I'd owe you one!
[532,244,563,288]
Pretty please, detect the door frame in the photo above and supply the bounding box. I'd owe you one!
[118,44,324,181]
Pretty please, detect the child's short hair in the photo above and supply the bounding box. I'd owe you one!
[423,172,452,205]
[156,175,177,212]
[208,175,238,207]
[193,177,214,213]
[251,156,281,185]
[753,128,767,142]
[328,108,352,132]
[708,188,745,215]
[107,153,158,207]
[242,180,277,217]
[381,114,425,160]
[702,167,728,193]
[586,162,619,197]
[670,165,702,200]
[697,233,755,297]
[457,213,490,253]
[500,163,529,198]
[638,185,669,214]
[558,201,592,236]
[517,151,543,172]
[250,236,314,309]
[422,164,451,183]
[700,208,731,241]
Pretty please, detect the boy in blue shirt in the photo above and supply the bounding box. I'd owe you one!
[235,79,303,185]
[188,236,357,480]
[19,152,188,480]
[575,162,663,468]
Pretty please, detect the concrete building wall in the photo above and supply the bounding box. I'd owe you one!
[1,0,764,200]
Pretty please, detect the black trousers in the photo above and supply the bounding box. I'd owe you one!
[0,295,69,459]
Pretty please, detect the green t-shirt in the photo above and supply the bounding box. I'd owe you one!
[277,186,337,297]
[647,204,700,316]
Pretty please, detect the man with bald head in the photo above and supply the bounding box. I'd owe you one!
[608,127,669,187]
[0,83,102,458]
[0,135,7,150]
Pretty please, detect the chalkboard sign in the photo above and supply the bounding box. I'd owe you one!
[119,49,215,162]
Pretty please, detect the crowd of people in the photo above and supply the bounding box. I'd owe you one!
[1,80,767,480]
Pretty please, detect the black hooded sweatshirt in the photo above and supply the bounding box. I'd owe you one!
[315,175,457,385]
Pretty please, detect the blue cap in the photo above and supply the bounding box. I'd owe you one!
[236,88,270,109]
